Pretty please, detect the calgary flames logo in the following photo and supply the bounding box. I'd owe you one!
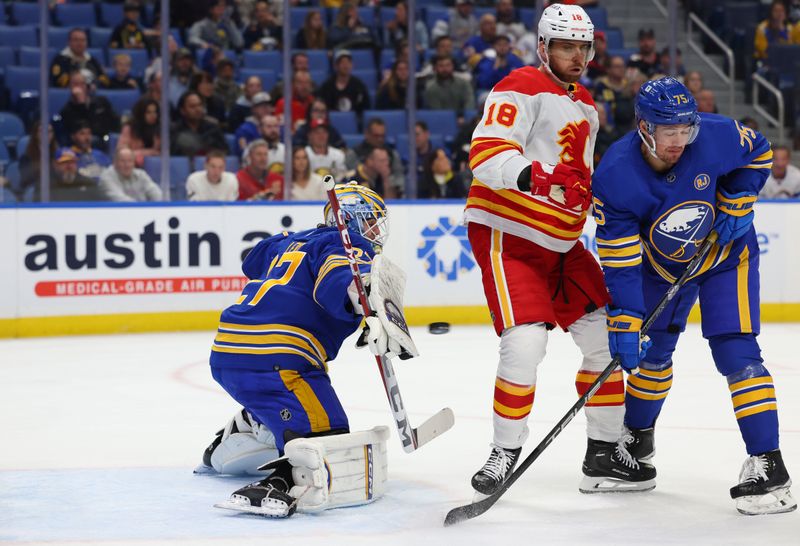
[557,120,591,172]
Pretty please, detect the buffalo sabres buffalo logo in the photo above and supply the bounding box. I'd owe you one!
[694,173,711,190]
[650,201,715,262]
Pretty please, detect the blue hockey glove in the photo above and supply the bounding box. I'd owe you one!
[607,307,652,373]
[713,188,757,246]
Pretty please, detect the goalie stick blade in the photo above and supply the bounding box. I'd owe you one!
[408,407,455,452]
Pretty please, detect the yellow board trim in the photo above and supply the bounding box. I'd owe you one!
[2,303,800,338]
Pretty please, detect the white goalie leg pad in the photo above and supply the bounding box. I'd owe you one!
[284,426,390,513]
[210,411,279,475]
[367,254,419,358]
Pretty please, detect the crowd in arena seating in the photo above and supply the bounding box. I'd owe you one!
[0,0,798,203]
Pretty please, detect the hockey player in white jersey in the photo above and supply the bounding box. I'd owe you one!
[463,3,655,497]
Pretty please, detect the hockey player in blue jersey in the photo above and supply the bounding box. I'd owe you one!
[591,77,796,515]
[195,182,415,518]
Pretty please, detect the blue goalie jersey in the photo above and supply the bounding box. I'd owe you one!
[591,114,772,316]
[209,227,374,372]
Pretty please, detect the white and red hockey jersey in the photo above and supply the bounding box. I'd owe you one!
[464,66,599,253]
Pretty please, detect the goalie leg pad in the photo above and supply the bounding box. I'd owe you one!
[367,254,419,359]
[284,426,390,513]
[200,409,279,476]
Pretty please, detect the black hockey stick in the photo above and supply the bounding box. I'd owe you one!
[444,232,719,526]
[324,176,455,453]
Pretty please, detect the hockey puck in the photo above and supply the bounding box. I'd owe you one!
[428,322,451,335]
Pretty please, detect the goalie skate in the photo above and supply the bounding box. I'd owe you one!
[214,477,298,518]
[730,450,797,515]
[579,439,656,493]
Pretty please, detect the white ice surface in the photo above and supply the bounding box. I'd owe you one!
[1,324,798,545]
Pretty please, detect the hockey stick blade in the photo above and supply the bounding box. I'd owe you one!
[412,407,455,450]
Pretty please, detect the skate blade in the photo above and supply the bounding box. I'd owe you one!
[579,476,656,494]
[214,500,291,518]
[193,463,218,475]
[735,488,797,516]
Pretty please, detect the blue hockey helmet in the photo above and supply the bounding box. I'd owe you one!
[324,182,389,248]
[635,77,700,154]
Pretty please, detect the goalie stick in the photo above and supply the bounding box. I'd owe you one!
[444,232,719,526]
[324,175,454,453]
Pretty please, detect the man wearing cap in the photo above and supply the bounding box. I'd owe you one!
[305,119,347,180]
[169,48,200,108]
[99,147,163,202]
[188,0,244,50]
[628,28,659,77]
[475,34,525,92]
[59,71,121,140]
[39,149,106,202]
[110,3,150,53]
[318,50,370,118]
[214,58,241,112]
[229,76,265,132]
[234,92,274,156]
[50,28,109,88]
[63,121,111,181]
[444,0,479,50]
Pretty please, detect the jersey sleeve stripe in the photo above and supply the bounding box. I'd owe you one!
[597,244,641,259]
[217,322,327,361]
[596,235,640,247]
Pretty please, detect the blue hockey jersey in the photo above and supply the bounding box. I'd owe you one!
[209,227,374,371]
[591,114,772,315]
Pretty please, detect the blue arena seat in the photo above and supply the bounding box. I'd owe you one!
[143,156,192,186]
[309,69,328,86]
[243,50,282,72]
[290,7,316,30]
[395,133,447,163]
[342,133,363,149]
[604,28,625,50]
[0,142,9,163]
[424,6,449,31]
[10,3,43,26]
[585,7,608,30]
[48,88,72,115]
[0,26,39,48]
[90,27,113,48]
[5,66,40,105]
[99,4,125,27]
[239,68,277,91]
[417,110,458,139]
[363,110,406,135]
[101,90,141,116]
[54,4,98,27]
[0,112,27,149]
[298,49,331,72]
[47,27,73,50]
[356,7,376,27]
[328,111,358,134]
[352,69,378,90]
[348,49,375,71]
[16,135,30,158]
[4,161,21,194]
[0,46,15,72]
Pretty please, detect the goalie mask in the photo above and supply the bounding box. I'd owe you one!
[324,182,389,248]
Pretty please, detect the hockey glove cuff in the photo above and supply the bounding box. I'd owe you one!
[607,307,652,373]
[363,316,403,359]
[530,161,592,210]
[346,275,371,315]
[713,188,757,246]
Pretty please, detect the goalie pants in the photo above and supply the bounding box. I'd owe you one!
[467,223,622,448]
[624,232,780,455]
[212,364,349,453]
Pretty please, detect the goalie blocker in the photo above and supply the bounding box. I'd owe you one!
[215,426,390,518]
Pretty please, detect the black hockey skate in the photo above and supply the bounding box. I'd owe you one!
[620,426,655,462]
[215,460,298,518]
[471,444,521,496]
[579,438,656,493]
[730,450,797,515]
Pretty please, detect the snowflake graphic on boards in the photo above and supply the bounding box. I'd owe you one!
[417,217,475,281]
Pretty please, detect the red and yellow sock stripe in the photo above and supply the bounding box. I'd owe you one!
[575,369,624,406]
[493,377,535,420]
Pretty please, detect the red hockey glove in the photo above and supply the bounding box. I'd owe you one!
[530,161,591,210]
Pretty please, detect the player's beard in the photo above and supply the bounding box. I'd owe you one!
[549,62,584,84]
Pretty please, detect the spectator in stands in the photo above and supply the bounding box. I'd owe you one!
[628,28,660,77]
[760,145,800,198]
[214,58,241,113]
[318,50,371,117]
[109,2,150,53]
[269,53,316,103]
[385,1,430,52]
[587,31,609,80]
[613,69,647,131]
[171,91,229,156]
[292,99,346,149]
[229,76,264,131]
[237,139,282,200]
[99,147,162,202]
[244,0,281,50]
[235,92,273,155]
[451,99,485,177]
[295,9,327,49]
[740,116,760,131]
[349,146,397,198]
[463,14,498,68]
[39,148,106,202]
[419,148,465,199]
[19,121,57,195]
[657,46,685,76]
[305,119,347,180]
[424,55,475,113]
[683,70,704,96]
[105,53,143,92]
[258,115,286,172]
[59,71,121,142]
[274,70,316,131]
[169,48,200,108]
[188,0,244,50]
[754,0,799,62]
[144,71,163,105]
[190,71,227,128]
[593,55,628,117]
[290,147,327,201]
[414,121,438,182]
[328,2,381,50]
[494,0,527,45]
[376,60,413,110]
[186,149,239,201]
[118,97,161,167]
[346,119,405,193]
[445,0,479,50]
[51,28,109,89]
[418,35,471,84]
[594,104,626,166]
[697,88,717,113]
[475,34,524,93]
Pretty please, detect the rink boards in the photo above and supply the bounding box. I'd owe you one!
[0,200,798,337]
